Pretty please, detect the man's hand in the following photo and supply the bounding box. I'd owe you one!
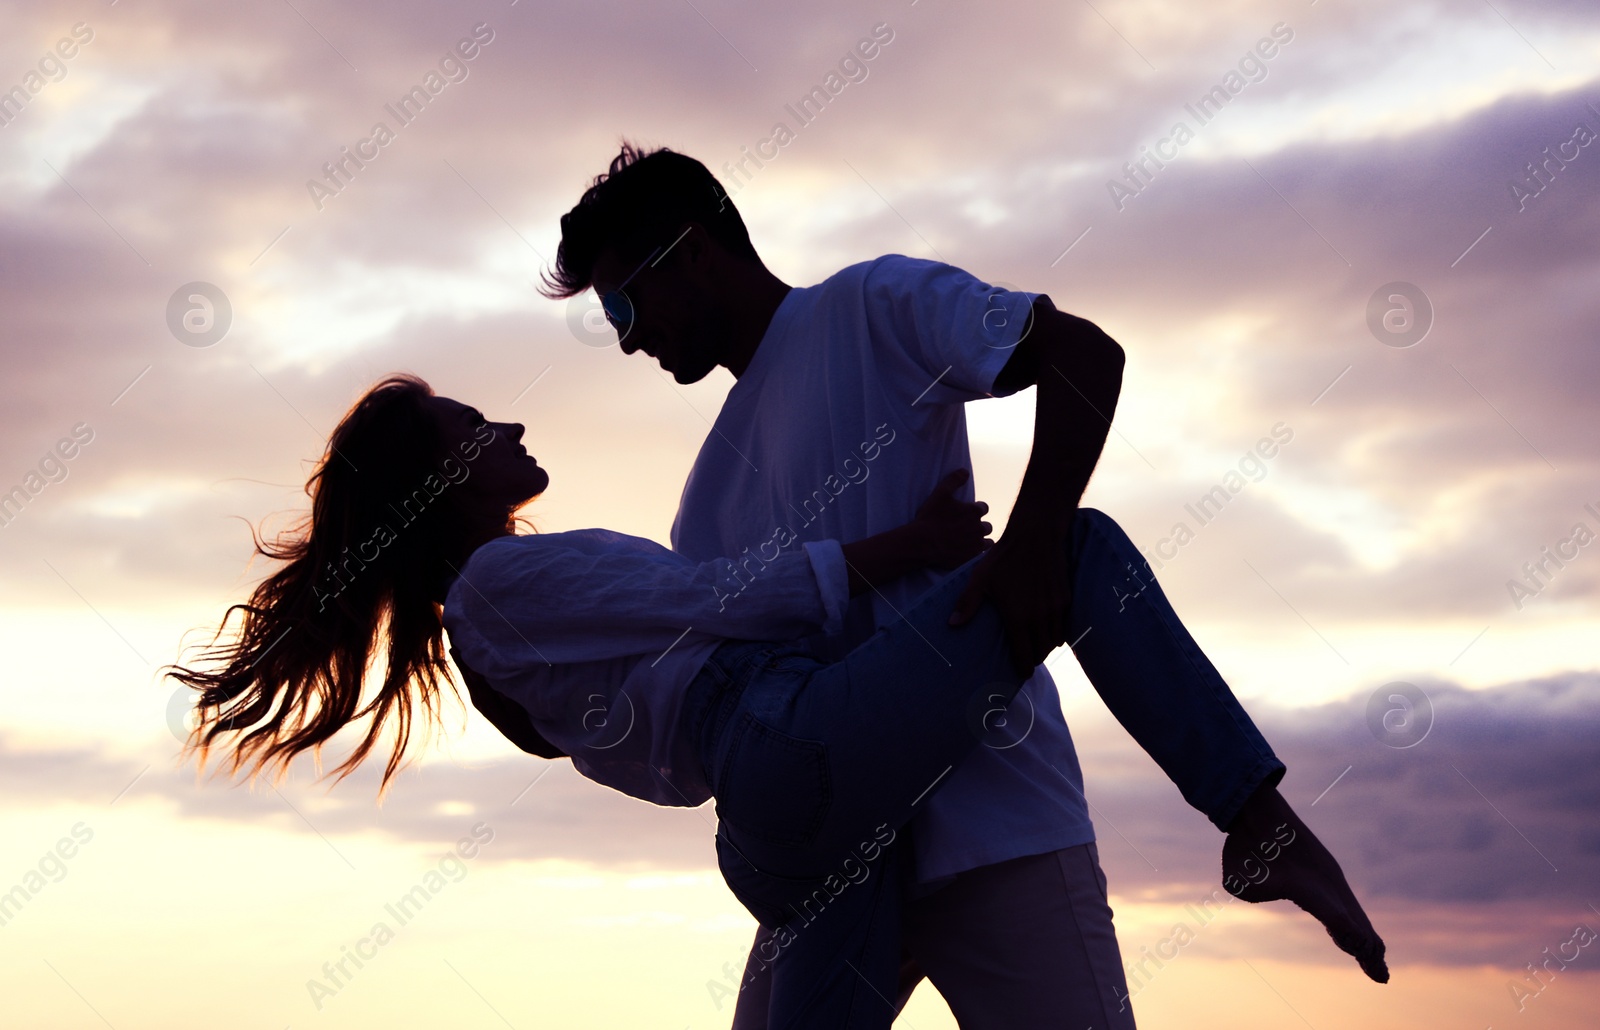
[947,507,1073,677]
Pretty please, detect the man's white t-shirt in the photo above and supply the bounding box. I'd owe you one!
[672,254,1095,885]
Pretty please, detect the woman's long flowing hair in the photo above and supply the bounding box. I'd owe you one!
[167,374,509,798]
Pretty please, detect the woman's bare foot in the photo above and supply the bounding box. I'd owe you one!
[1222,783,1390,983]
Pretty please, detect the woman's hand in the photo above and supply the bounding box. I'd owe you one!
[907,468,993,570]
[840,469,993,595]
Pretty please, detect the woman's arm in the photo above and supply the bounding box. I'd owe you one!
[449,645,568,759]
[445,530,852,666]
[447,477,992,673]
[841,469,992,595]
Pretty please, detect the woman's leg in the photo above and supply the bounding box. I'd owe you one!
[707,552,1024,884]
[1064,509,1385,980]
[717,832,910,1030]
[1064,508,1284,827]
[700,554,1034,1030]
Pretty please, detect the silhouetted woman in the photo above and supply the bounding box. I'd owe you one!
[170,373,1051,1030]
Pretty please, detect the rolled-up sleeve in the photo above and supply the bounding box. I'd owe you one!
[801,538,848,636]
[865,255,1045,405]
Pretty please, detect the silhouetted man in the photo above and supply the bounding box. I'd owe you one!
[541,144,1385,1028]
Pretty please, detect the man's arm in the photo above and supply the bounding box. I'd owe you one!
[951,296,1125,673]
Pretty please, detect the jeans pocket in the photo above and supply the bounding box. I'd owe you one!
[758,646,822,675]
[717,711,832,849]
[714,831,828,929]
[1086,842,1111,904]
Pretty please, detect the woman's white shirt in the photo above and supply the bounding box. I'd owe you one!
[442,528,849,805]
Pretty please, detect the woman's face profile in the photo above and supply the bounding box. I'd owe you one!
[423,395,548,507]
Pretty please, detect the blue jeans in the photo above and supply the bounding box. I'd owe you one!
[681,508,1283,1029]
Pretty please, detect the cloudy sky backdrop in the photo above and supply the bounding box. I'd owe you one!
[1,0,1596,1026]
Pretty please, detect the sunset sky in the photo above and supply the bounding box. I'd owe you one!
[1,0,1597,1027]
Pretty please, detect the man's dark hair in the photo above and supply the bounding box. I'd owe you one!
[539,142,760,299]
